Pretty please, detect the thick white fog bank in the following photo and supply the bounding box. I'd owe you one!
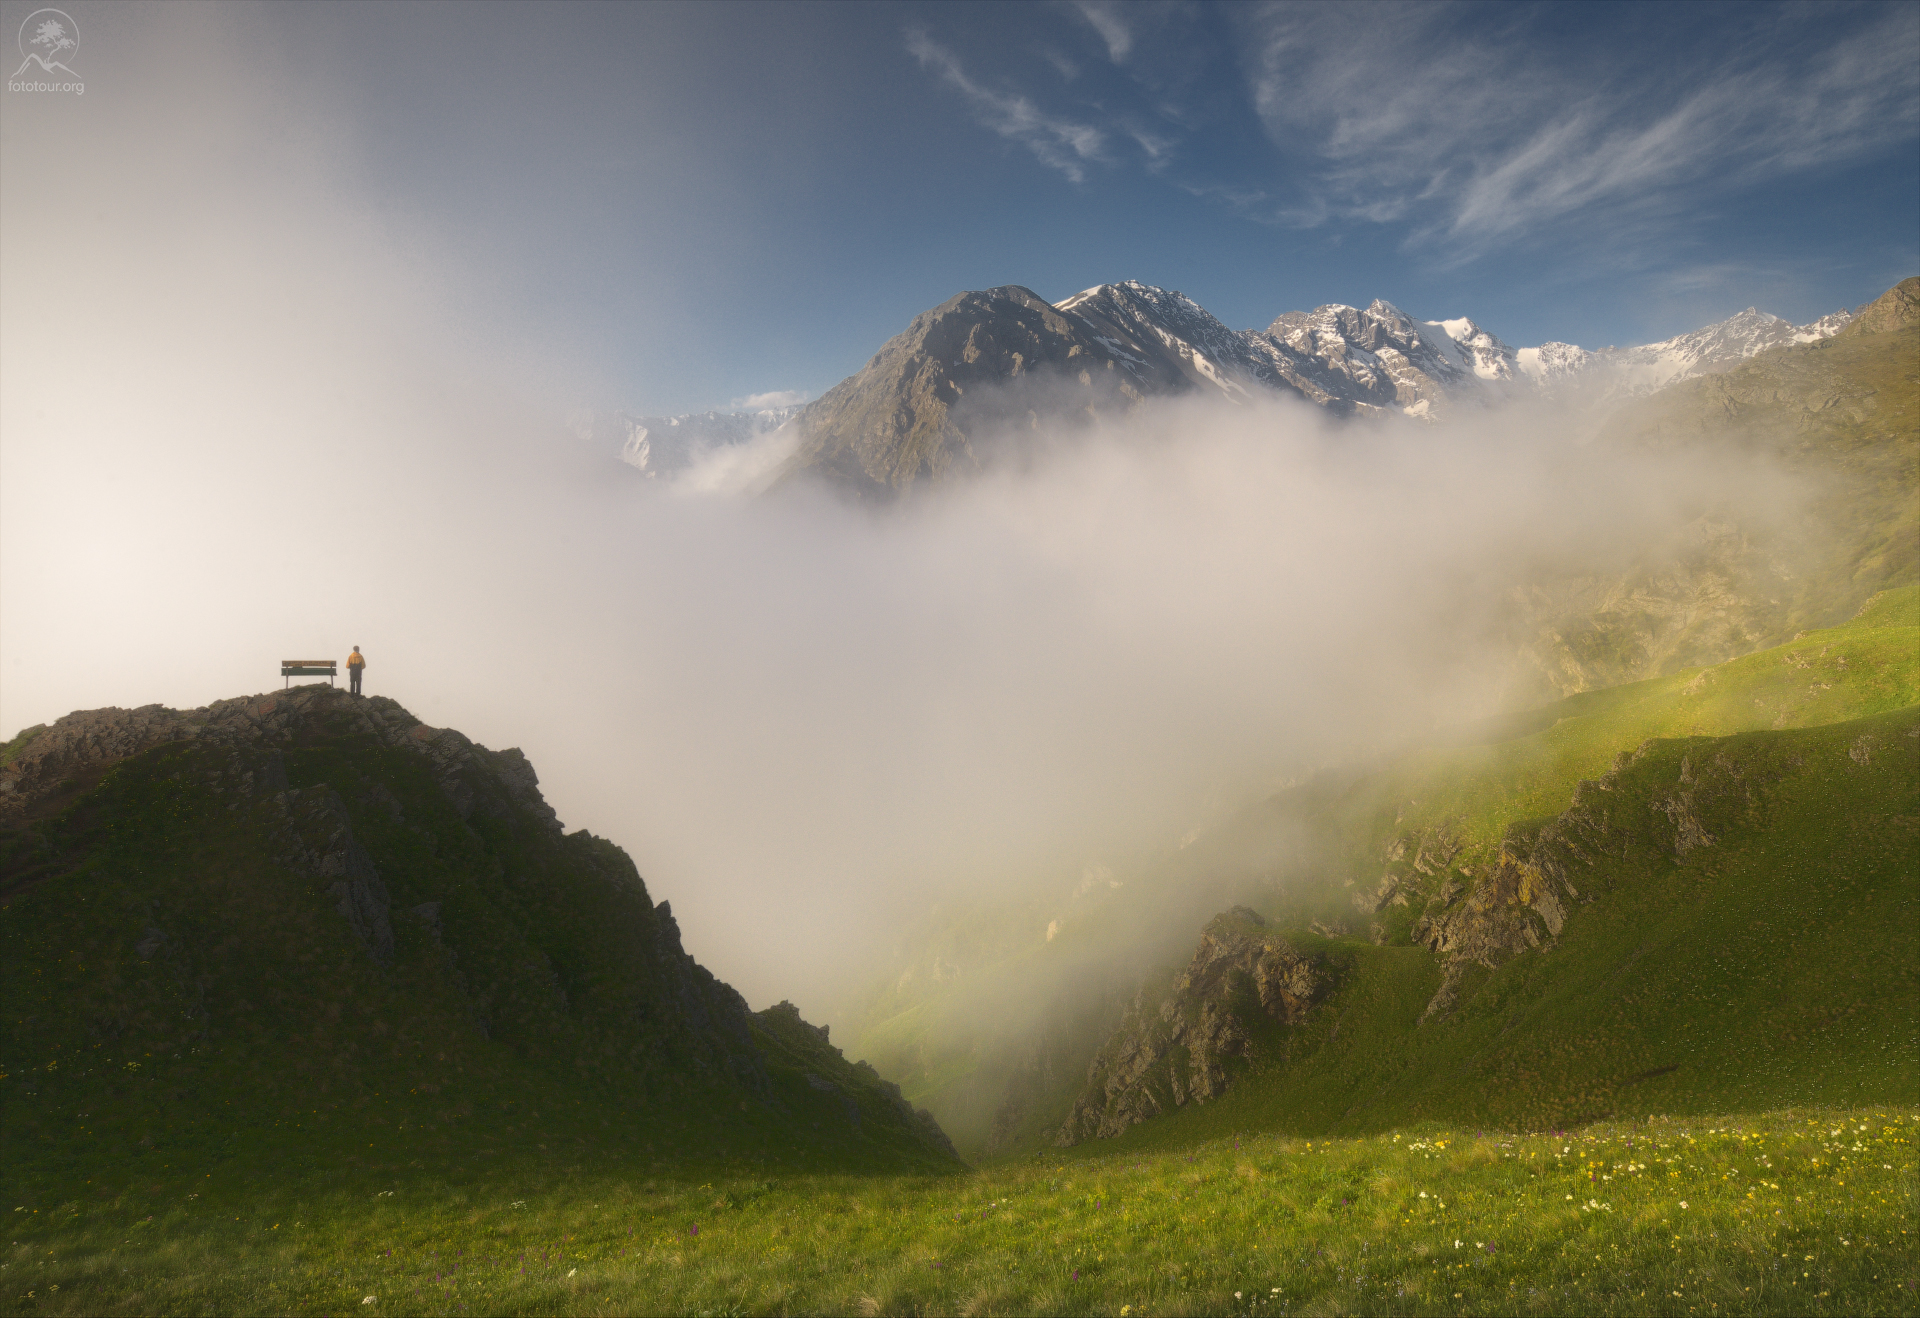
[0,9,1802,1016]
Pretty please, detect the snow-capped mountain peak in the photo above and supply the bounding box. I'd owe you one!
[1601,306,1852,394]
[613,280,1879,496]
[1514,341,1599,383]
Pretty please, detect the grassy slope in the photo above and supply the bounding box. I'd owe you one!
[1305,584,1920,904]
[1,708,955,1202]
[4,1106,1912,1316]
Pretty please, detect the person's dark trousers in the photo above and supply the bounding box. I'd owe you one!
[350,667,362,695]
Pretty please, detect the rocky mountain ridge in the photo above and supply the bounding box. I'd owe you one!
[768,278,1874,494]
[0,689,561,832]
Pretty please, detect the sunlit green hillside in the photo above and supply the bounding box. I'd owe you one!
[1307,582,1920,889]
[852,587,1920,1158]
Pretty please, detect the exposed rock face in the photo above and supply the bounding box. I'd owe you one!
[778,284,1215,497]
[1408,738,1771,1022]
[1055,908,1332,1145]
[1840,276,1920,336]
[0,705,200,811]
[1257,300,1513,414]
[776,283,1515,496]
[645,896,767,1093]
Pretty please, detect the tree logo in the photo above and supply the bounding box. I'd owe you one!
[11,9,83,94]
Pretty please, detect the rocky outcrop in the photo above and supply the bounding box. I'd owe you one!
[647,897,767,1094]
[0,705,200,813]
[1055,908,1332,1144]
[1408,738,1773,1021]
[0,687,562,833]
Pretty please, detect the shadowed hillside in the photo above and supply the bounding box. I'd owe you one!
[1,688,958,1195]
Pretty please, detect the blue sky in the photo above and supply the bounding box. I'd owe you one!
[284,0,1919,415]
[17,0,1920,415]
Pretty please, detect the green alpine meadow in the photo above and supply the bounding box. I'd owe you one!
[5,8,1919,1309]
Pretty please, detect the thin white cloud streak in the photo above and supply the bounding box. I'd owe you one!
[729,389,810,410]
[906,30,1107,182]
[1243,1,1920,252]
[3,7,1809,1028]
[1073,0,1133,63]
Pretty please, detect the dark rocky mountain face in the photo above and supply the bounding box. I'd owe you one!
[778,285,1212,497]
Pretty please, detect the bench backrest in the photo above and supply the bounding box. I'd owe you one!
[281,660,337,673]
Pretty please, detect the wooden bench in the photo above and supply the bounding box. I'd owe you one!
[281,659,337,688]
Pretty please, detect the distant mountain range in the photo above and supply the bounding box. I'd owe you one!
[595,283,1869,495]
[780,282,1869,495]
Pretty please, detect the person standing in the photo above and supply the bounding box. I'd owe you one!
[347,645,366,695]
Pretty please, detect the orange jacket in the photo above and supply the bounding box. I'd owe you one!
[347,651,365,668]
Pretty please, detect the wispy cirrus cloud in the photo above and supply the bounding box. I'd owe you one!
[1241,1,1920,253]
[907,31,1107,183]
[1072,1,1133,64]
